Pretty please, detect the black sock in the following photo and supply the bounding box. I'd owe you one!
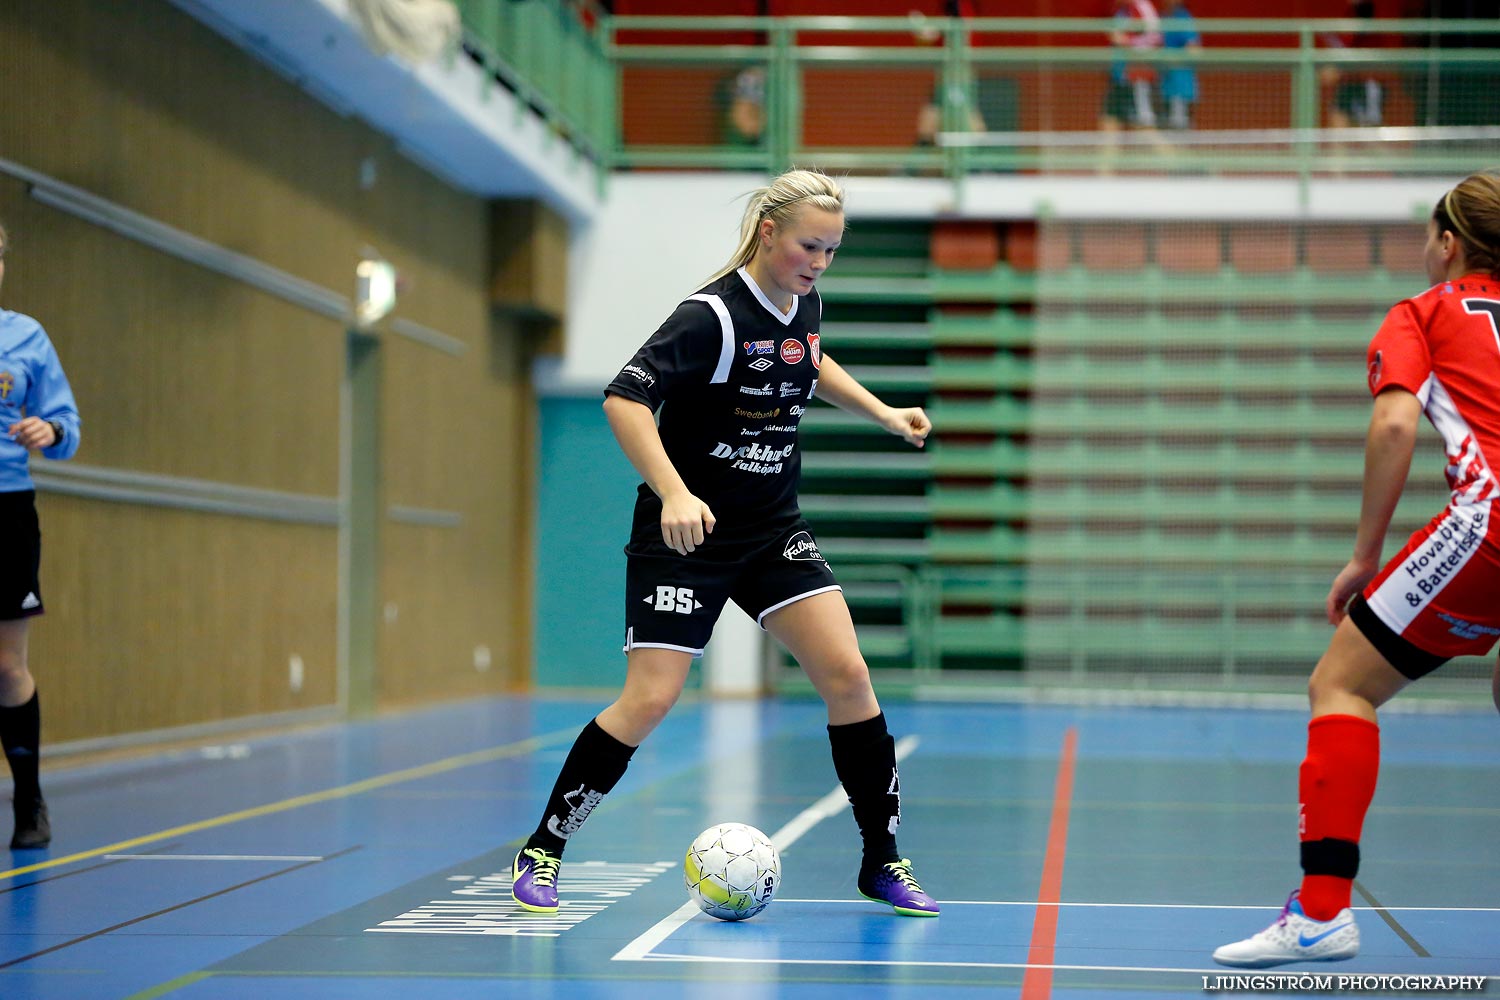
[0,691,41,803]
[525,718,636,857]
[828,712,901,870]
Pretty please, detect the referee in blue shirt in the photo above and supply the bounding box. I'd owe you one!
[0,221,81,850]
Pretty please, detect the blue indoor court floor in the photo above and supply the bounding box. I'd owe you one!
[1,695,1496,999]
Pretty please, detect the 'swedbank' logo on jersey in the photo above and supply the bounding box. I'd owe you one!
[744,340,775,355]
[783,530,824,563]
[780,339,804,365]
[807,332,822,369]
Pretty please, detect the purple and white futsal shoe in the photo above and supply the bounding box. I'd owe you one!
[858,858,940,917]
[511,846,562,913]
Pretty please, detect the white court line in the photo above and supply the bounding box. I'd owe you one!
[644,953,1228,974]
[773,898,1500,913]
[103,854,325,862]
[612,735,920,963]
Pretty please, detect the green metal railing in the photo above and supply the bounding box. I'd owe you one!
[453,0,614,163]
[448,11,1496,181]
[606,16,1500,181]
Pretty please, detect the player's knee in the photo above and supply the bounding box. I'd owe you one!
[1306,663,1349,713]
[814,657,872,704]
[623,687,680,731]
[0,648,26,685]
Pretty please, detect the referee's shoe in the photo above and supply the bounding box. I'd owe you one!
[10,795,50,850]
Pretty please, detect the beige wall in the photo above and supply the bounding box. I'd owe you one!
[0,0,535,742]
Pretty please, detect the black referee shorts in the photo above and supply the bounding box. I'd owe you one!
[0,490,44,621]
[623,512,839,658]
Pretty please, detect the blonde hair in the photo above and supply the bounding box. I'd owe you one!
[1434,170,1500,279]
[705,169,845,285]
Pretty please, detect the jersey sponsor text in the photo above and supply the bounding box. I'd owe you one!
[711,441,794,475]
[782,530,824,562]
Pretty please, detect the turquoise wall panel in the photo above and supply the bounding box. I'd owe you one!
[534,395,638,688]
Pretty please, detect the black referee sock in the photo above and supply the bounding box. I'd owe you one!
[828,712,901,870]
[525,718,637,857]
[0,691,41,804]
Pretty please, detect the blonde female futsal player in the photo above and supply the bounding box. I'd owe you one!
[511,169,940,918]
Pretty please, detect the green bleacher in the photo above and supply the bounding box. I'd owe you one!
[790,215,1473,684]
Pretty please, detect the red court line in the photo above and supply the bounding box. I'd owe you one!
[1021,726,1079,1000]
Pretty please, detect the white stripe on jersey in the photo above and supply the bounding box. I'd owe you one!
[688,293,736,384]
[1426,375,1500,505]
[736,267,799,326]
[1367,500,1491,632]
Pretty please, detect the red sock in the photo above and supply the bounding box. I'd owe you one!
[1298,714,1379,920]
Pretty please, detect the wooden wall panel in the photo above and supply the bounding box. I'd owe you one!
[28,496,338,741]
[0,0,535,743]
[0,179,344,494]
[377,317,534,705]
[3,2,376,298]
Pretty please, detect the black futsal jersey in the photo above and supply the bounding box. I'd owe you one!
[605,267,824,530]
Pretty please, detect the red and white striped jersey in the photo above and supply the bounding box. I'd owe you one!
[1367,272,1500,508]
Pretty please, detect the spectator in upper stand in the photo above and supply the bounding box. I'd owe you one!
[1160,0,1201,130]
[1100,0,1163,133]
[720,65,767,149]
[1320,1,1384,129]
[914,1,986,150]
[1097,0,1162,173]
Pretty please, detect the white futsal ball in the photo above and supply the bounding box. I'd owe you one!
[684,822,781,921]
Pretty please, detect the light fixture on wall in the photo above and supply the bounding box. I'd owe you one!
[355,255,397,329]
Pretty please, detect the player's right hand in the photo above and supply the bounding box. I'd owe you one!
[660,491,716,555]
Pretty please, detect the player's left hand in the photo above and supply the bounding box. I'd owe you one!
[8,416,58,450]
[1325,557,1378,625]
[881,406,931,449]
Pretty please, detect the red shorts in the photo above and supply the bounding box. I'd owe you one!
[1359,501,1500,672]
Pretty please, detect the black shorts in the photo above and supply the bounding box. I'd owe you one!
[1103,79,1158,127]
[1334,78,1383,126]
[0,490,44,621]
[1347,593,1450,681]
[623,511,839,658]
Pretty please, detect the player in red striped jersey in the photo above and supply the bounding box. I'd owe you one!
[1215,170,1500,969]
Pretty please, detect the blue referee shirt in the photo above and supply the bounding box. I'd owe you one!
[0,309,81,491]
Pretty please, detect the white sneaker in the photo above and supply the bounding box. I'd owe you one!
[1213,891,1359,968]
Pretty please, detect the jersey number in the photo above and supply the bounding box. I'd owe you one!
[1463,298,1500,355]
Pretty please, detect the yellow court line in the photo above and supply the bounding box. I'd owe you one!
[0,726,578,881]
